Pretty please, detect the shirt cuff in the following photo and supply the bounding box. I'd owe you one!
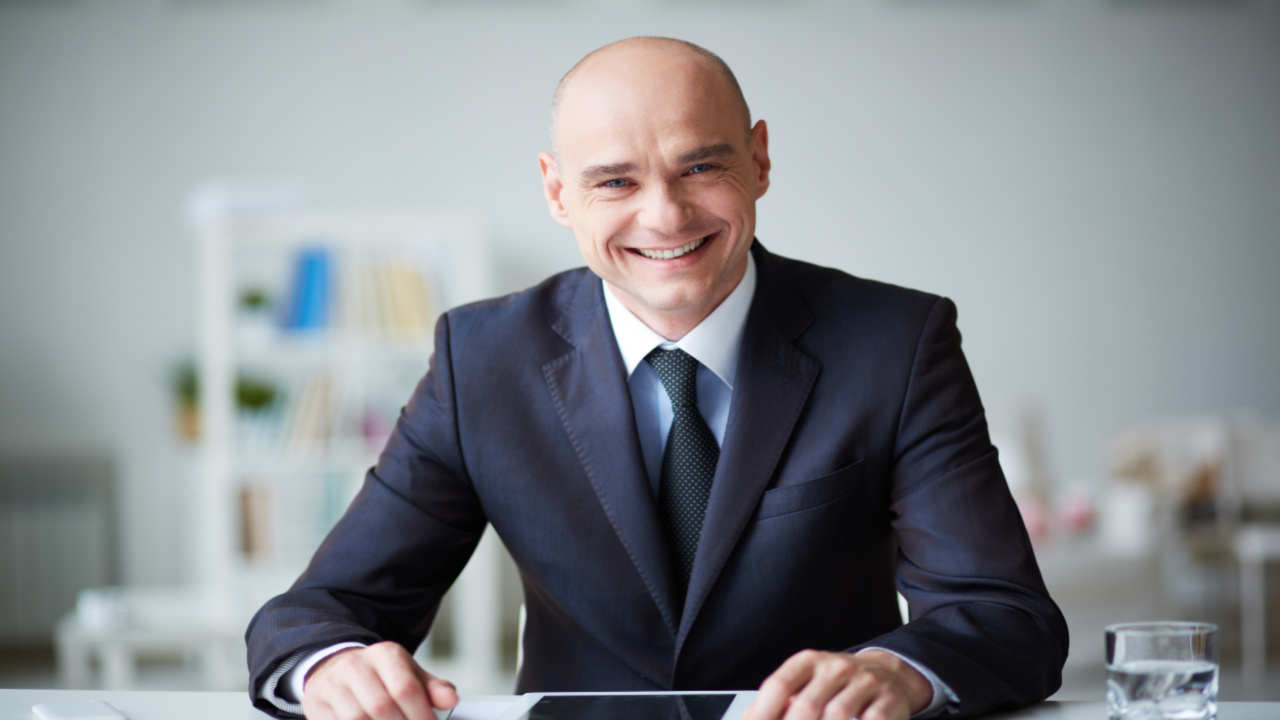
[288,642,368,702]
[257,642,367,715]
[258,649,307,717]
[856,647,959,719]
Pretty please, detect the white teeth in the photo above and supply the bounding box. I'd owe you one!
[638,236,706,260]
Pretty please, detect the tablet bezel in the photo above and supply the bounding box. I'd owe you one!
[493,690,757,720]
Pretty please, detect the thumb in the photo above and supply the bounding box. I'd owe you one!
[417,666,459,710]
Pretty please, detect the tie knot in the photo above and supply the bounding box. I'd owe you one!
[645,347,699,408]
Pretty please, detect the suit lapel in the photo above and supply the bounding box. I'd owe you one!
[676,245,820,652]
[542,274,683,635]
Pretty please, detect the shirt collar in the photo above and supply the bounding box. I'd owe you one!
[603,251,756,390]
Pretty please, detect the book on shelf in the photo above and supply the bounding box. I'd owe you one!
[237,372,397,459]
[282,375,334,453]
[239,484,272,559]
[283,246,332,332]
[277,245,438,341]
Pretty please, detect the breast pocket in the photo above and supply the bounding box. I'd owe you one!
[755,459,864,521]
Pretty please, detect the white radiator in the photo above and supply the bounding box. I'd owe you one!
[0,457,116,646]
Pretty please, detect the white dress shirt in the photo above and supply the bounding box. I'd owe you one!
[262,252,957,718]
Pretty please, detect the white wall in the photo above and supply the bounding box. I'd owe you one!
[1,0,1277,585]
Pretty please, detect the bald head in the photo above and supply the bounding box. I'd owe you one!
[549,37,752,159]
[535,36,771,340]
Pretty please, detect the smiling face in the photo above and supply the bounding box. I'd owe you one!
[539,39,771,340]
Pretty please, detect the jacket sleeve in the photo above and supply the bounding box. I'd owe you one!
[850,297,1069,718]
[244,313,488,718]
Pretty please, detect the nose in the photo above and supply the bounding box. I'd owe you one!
[636,181,693,237]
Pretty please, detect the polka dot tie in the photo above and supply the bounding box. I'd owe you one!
[646,347,721,588]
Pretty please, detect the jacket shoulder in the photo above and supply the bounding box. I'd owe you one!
[762,250,946,323]
[440,266,595,355]
[449,265,590,323]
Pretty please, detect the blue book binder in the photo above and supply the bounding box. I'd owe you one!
[285,246,331,331]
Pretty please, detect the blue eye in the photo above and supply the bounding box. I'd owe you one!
[603,178,628,188]
[689,164,711,174]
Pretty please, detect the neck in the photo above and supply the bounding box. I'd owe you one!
[620,305,704,342]
[606,259,748,342]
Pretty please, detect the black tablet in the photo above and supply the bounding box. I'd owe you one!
[496,692,755,720]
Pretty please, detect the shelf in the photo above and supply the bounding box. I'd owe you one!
[234,330,433,367]
[195,210,492,590]
[188,207,508,694]
[233,447,379,478]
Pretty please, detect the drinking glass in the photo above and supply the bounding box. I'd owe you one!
[1106,622,1218,720]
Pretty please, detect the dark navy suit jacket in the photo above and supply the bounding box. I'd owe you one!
[245,242,1068,718]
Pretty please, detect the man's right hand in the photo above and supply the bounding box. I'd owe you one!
[301,641,458,720]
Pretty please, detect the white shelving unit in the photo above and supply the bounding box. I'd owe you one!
[191,211,511,693]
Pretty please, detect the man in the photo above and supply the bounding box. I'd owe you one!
[246,37,1068,720]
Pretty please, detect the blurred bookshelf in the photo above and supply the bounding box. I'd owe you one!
[191,211,512,692]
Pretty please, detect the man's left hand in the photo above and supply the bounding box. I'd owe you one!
[743,649,933,720]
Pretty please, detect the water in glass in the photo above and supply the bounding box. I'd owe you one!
[1106,659,1218,720]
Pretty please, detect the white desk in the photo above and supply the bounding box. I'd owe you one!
[0,691,1276,720]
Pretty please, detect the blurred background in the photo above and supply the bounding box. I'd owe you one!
[1,0,1278,704]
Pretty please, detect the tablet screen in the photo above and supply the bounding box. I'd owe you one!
[518,694,735,720]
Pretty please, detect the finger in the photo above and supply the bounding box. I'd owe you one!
[347,660,411,720]
[420,669,459,711]
[370,650,435,719]
[751,651,820,720]
[784,655,858,720]
[858,692,909,720]
[820,673,880,720]
[326,683,375,720]
[745,696,795,720]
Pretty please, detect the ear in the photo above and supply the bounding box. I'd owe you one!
[749,119,771,199]
[539,152,574,229]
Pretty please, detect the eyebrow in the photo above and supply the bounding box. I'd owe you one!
[676,143,737,165]
[578,161,638,185]
[576,143,740,186]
